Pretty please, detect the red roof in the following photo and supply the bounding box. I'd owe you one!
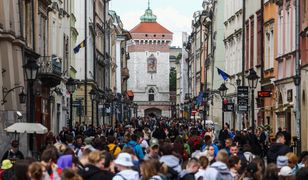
[130,22,173,34]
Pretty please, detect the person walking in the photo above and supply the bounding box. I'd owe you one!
[1,140,24,163]
[203,150,233,180]
[79,151,114,180]
[267,133,290,164]
[113,153,139,180]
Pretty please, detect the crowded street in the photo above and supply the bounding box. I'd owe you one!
[1,0,308,179]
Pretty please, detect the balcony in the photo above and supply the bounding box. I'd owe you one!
[122,67,129,80]
[38,55,62,87]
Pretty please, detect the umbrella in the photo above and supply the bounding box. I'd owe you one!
[5,123,48,134]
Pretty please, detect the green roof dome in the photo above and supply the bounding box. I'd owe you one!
[140,0,157,22]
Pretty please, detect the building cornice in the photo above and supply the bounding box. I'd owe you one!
[275,50,296,61]
[274,76,294,85]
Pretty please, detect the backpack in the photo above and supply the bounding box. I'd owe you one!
[126,143,141,158]
[189,136,201,151]
[165,165,179,180]
[177,170,194,180]
[213,167,233,180]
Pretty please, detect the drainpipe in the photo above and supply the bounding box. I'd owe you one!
[210,2,215,121]
[260,0,265,125]
[295,0,301,155]
[84,0,88,116]
[241,0,246,85]
[241,0,246,128]
[31,0,35,51]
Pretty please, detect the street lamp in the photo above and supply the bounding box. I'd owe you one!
[89,88,97,126]
[218,83,228,128]
[66,77,76,130]
[19,89,27,104]
[246,68,260,132]
[23,59,39,122]
[23,58,39,155]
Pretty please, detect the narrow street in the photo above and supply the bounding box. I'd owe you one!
[0,0,307,179]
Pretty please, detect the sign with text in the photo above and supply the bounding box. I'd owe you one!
[223,103,235,112]
[237,86,248,112]
[258,91,272,98]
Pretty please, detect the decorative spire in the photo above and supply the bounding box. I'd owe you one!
[140,0,157,22]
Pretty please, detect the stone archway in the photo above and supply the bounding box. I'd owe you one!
[144,108,162,117]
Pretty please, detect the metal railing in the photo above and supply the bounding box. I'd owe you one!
[38,56,62,76]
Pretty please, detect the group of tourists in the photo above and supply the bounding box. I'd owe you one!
[0,117,307,180]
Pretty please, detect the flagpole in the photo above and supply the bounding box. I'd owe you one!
[84,0,88,119]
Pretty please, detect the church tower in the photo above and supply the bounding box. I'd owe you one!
[127,1,173,117]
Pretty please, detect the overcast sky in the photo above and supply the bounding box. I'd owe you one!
[110,0,204,47]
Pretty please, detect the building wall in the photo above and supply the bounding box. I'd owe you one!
[208,0,227,128]
[274,0,296,137]
[74,0,95,81]
[127,51,170,102]
[0,0,28,156]
[263,1,278,134]
[300,0,308,150]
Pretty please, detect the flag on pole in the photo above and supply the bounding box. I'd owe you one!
[216,67,230,81]
[196,91,203,106]
[73,40,86,54]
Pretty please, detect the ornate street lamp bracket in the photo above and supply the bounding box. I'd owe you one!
[1,86,26,105]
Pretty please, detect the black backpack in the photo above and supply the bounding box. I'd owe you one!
[165,165,179,180]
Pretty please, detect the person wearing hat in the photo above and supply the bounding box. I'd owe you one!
[1,140,24,163]
[113,153,139,180]
[278,166,293,177]
[0,159,14,180]
[277,156,289,169]
[144,138,160,160]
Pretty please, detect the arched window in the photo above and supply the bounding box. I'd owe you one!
[149,88,155,101]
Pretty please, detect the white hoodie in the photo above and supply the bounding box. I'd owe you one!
[113,169,139,180]
[160,155,182,173]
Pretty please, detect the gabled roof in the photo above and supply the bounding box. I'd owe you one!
[130,22,173,34]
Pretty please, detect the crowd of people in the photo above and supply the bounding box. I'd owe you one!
[0,117,307,180]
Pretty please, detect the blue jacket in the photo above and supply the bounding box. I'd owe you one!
[124,140,145,159]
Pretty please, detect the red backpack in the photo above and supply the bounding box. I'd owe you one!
[189,136,201,151]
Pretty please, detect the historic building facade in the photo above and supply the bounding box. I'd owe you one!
[127,5,173,117]
[274,0,296,137]
[300,0,308,150]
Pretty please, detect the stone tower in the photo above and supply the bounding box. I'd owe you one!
[127,2,173,117]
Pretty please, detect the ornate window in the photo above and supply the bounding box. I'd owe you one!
[148,88,155,101]
[147,54,157,73]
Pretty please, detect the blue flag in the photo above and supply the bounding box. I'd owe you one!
[217,67,230,81]
[73,40,86,54]
[196,91,203,106]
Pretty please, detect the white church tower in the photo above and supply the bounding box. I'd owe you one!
[127,1,173,117]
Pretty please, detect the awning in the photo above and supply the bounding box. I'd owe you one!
[5,123,48,134]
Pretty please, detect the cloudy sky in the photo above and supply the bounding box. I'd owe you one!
[110,0,204,47]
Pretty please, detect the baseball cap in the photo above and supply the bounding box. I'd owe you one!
[114,153,134,167]
[149,138,159,148]
[1,159,13,170]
